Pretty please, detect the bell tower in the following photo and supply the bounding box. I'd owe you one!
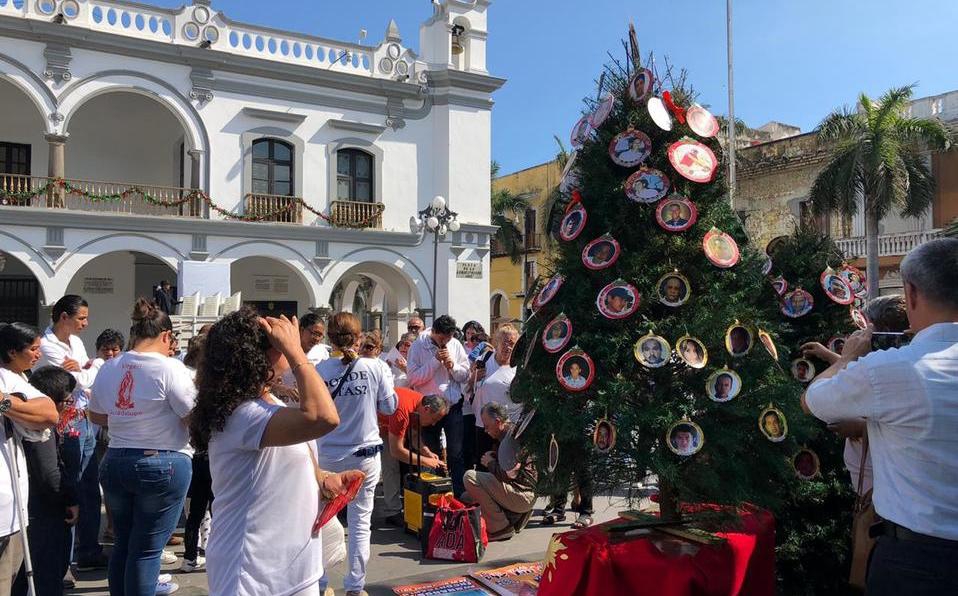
[420,0,489,74]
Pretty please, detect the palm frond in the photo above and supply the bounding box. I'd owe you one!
[541,186,569,243]
[816,107,865,142]
[553,136,570,169]
[873,84,916,130]
[491,160,502,180]
[491,213,525,264]
[898,150,937,218]
[809,142,864,217]
[893,116,952,151]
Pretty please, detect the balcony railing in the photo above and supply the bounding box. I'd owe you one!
[329,200,384,229]
[835,229,942,259]
[0,174,204,218]
[243,193,303,224]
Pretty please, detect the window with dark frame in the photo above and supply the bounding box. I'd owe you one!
[251,138,294,196]
[336,148,374,202]
[0,142,31,176]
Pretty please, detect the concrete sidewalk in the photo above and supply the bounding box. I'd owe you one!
[67,495,636,595]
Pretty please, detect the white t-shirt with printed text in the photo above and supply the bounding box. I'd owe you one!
[89,351,196,454]
[0,368,45,536]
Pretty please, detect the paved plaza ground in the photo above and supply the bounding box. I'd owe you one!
[66,494,635,595]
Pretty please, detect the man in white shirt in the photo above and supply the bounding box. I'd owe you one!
[299,312,330,364]
[406,315,469,497]
[803,238,958,594]
[36,294,107,570]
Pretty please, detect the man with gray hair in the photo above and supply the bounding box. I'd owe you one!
[463,402,537,542]
[803,238,958,594]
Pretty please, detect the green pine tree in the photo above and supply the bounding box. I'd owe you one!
[510,52,816,521]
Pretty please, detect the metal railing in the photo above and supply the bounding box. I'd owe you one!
[243,193,303,223]
[835,229,942,258]
[329,200,384,229]
[0,174,204,217]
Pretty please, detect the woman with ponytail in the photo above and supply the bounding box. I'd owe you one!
[315,313,397,596]
[88,298,195,596]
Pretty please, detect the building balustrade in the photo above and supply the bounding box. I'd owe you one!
[834,229,942,259]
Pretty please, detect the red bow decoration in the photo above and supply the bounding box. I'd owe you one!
[663,91,687,125]
[565,190,583,213]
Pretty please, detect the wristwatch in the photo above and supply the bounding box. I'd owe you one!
[0,394,12,414]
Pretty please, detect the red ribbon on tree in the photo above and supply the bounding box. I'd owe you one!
[663,91,687,125]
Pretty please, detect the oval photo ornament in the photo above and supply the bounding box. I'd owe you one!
[609,130,652,168]
[541,314,572,354]
[570,114,593,150]
[677,335,708,369]
[657,271,691,307]
[558,197,588,242]
[628,68,654,104]
[707,368,742,403]
[668,138,719,183]
[781,288,814,319]
[820,268,855,305]
[625,167,671,204]
[590,93,616,129]
[703,228,740,268]
[667,420,704,457]
[759,405,788,443]
[655,195,698,233]
[686,104,720,138]
[648,96,673,131]
[533,275,564,310]
[555,348,595,393]
[582,234,621,270]
[596,280,640,320]
[794,448,821,481]
[634,332,671,369]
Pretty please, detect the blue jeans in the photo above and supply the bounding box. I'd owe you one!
[100,449,192,596]
[423,400,465,497]
[867,534,958,595]
[62,416,103,562]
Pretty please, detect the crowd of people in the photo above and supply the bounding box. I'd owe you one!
[0,238,955,595]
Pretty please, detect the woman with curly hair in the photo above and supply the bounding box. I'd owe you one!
[89,299,195,596]
[316,312,397,596]
[192,308,343,596]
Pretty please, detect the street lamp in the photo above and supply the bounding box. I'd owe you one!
[417,195,459,322]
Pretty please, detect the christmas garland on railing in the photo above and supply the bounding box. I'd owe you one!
[0,178,385,227]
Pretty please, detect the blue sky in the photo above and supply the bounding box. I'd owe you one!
[177,1,958,175]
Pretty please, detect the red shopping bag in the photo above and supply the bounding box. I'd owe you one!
[425,495,488,563]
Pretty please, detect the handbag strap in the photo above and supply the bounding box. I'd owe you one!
[329,358,360,401]
[854,430,870,510]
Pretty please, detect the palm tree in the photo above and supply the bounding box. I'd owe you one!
[491,161,531,264]
[809,85,950,297]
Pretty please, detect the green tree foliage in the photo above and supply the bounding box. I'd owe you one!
[491,160,532,264]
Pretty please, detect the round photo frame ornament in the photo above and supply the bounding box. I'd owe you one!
[676,335,708,369]
[820,267,855,306]
[609,130,652,168]
[757,329,779,361]
[759,404,788,443]
[541,314,573,354]
[513,407,536,440]
[581,234,621,271]
[686,104,720,138]
[559,151,580,194]
[596,280,641,320]
[771,276,788,296]
[655,195,698,233]
[725,322,754,357]
[791,358,816,383]
[625,167,671,204]
[850,307,869,330]
[703,228,740,268]
[533,275,565,310]
[628,68,654,104]
[667,419,705,457]
[762,254,773,276]
[706,367,742,403]
[781,288,814,319]
[633,331,671,369]
[657,271,692,307]
[840,264,867,297]
[555,348,596,393]
[590,93,616,129]
[570,114,594,150]
[547,433,559,473]
[593,418,616,454]
[668,138,719,184]
[558,195,588,242]
[793,448,821,481]
[648,96,673,131]
[827,336,846,355]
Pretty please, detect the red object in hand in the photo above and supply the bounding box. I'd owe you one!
[311,472,364,536]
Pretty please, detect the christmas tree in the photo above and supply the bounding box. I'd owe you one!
[510,43,818,520]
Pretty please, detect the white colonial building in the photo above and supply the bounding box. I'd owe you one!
[0,0,502,348]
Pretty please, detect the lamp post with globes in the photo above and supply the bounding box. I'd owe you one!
[417,195,460,321]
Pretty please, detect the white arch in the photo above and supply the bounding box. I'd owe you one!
[211,241,321,307]
[55,233,185,278]
[0,236,53,305]
[322,248,428,310]
[58,72,206,151]
[0,53,58,132]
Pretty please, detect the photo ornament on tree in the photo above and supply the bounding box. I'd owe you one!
[791,358,816,383]
[668,138,719,183]
[793,448,821,481]
[559,151,581,194]
[558,197,587,241]
[625,167,671,204]
[533,275,564,310]
[757,329,779,361]
[582,234,621,270]
[703,228,740,268]
[759,405,788,443]
[555,348,595,393]
[655,195,698,232]
[628,68,654,103]
[725,323,753,357]
[609,130,652,168]
[596,280,640,320]
[771,276,788,296]
[657,271,691,307]
[513,407,536,440]
[828,336,846,355]
[762,254,773,276]
[590,93,616,129]
[541,314,572,354]
[686,104,720,138]
[667,420,704,457]
[706,368,742,403]
[820,268,855,305]
[851,307,869,330]
[781,288,814,318]
[840,264,867,297]
[570,114,594,150]
[593,418,616,454]
[547,434,559,473]
[676,335,708,369]
[647,96,673,131]
[633,332,671,369]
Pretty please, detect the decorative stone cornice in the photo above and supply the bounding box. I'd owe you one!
[43,43,72,83]
[189,67,214,104]
[241,107,307,124]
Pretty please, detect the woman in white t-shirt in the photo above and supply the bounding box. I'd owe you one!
[191,309,346,596]
[472,325,519,469]
[89,299,197,596]
[316,313,398,596]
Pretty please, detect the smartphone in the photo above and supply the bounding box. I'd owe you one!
[871,332,910,351]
